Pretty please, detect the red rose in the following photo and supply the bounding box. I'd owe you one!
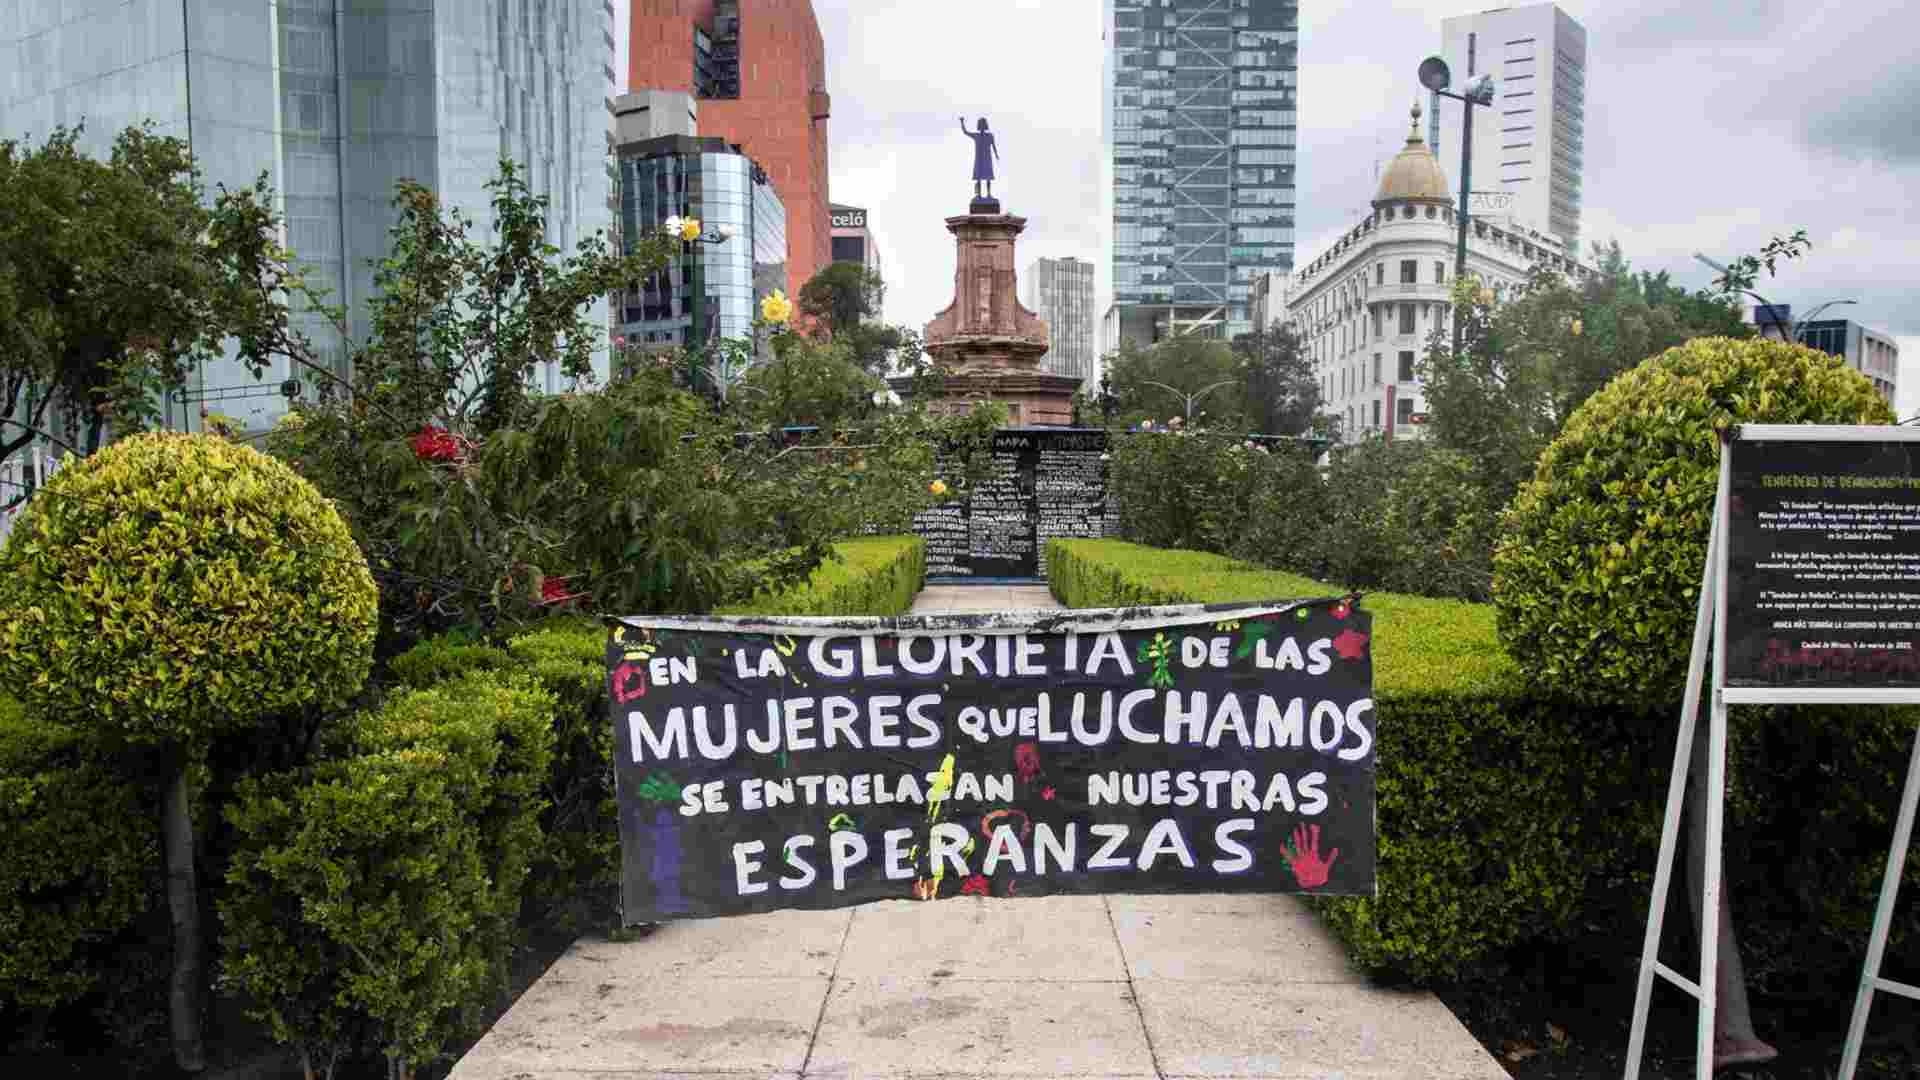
[410,425,461,463]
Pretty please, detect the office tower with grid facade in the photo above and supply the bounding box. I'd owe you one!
[1103,0,1299,350]
[1436,3,1586,254]
[1,0,616,431]
[1023,257,1099,393]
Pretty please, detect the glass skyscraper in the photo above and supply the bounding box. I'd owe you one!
[613,135,787,375]
[1,0,614,431]
[1104,0,1299,348]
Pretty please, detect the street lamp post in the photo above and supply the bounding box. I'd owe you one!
[1418,57,1495,361]
[1139,379,1237,424]
[663,217,733,390]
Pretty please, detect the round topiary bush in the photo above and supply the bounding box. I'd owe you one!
[1493,336,1895,703]
[0,431,379,742]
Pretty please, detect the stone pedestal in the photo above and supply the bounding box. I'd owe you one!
[894,205,1081,427]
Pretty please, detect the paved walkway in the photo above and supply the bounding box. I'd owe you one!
[449,584,1505,1080]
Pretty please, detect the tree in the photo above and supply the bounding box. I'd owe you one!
[1232,322,1319,435]
[798,260,885,334]
[739,331,886,430]
[0,433,379,1073]
[260,163,678,638]
[796,260,916,375]
[1421,245,1750,505]
[0,125,297,497]
[339,163,676,440]
[1102,336,1248,430]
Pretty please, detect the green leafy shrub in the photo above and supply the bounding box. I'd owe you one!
[221,671,554,1080]
[1317,440,1498,602]
[713,535,925,616]
[0,432,378,741]
[0,697,156,1012]
[1494,336,1895,702]
[1110,433,1325,556]
[1720,703,1920,994]
[377,537,927,930]
[388,619,621,928]
[503,619,618,926]
[1106,432,1498,602]
[1228,443,1331,575]
[386,637,512,690]
[1045,538,1917,983]
[0,431,380,1070]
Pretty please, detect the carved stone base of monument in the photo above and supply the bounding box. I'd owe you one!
[893,205,1079,428]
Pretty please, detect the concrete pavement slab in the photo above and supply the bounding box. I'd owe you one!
[911,585,1062,614]
[1105,895,1359,984]
[560,909,852,980]
[836,895,1128,982]
[1134,979,1507,1079]
[445,959,825,1078]
[449,1060,794,1068]
[806,976,1157,1077]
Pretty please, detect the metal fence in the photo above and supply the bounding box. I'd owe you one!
[0,445,63,544]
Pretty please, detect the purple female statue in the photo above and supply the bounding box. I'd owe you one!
[961,116,999,199]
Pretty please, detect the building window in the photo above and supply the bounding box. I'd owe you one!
[1399,304,1416,335]
[1398,350,1415,381]
[1372,353,1382,385]
[1372,306,1384,338]
[1372,399,1382,428]
[1397,396,1415,425]
[1400,260,1417,284]
[1435,261,1446,284]
[1375,262,1384,285]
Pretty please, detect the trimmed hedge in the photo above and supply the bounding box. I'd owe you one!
[1046,538,1918,985]
[0,696,157,1012]
[712,535,925,616]
[1049,539,1515,697]
[221,671,555,1079]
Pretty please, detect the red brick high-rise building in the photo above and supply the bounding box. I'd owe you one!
[629,0,830,299]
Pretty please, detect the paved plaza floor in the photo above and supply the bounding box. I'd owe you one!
[447,584,1506,1079]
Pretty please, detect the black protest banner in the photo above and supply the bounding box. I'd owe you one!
[1726,436,1920,686]
[605,598,1375,922]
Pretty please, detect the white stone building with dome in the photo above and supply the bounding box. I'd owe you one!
[1267,104,1593,444]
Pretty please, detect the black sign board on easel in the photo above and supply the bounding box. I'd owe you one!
[1623,424,1920,1080]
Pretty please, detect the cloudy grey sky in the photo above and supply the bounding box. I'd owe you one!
[624,1,1920,418]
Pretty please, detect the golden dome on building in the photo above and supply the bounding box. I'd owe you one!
[1372,102,1451,206]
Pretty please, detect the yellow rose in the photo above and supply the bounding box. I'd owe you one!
[1569,318,1583,336]
[929,479,949,496]
[679,217,703,241]
[761,289,793,325]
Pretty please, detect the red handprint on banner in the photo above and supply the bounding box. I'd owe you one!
[1285,824,1339,889]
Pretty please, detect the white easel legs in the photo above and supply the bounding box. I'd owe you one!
[1836,723,1920,1079]
[1626,452,1733,1080]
